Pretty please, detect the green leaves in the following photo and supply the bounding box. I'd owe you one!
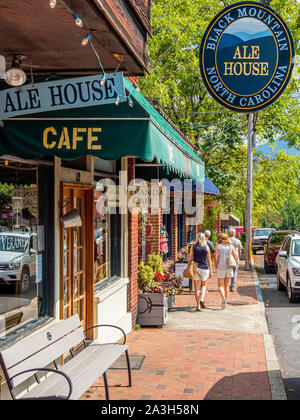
[141,0,300,225]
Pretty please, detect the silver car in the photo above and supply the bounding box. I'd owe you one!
[276,233,300,303]
[0,231,37,292]
[252,228,276,254]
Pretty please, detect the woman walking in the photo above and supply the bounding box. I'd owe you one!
[214,233,238,309]
[188,233,213,311]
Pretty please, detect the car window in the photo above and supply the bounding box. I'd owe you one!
[269,233,287,246]
[254,229,274,237]
[292,239,300,256]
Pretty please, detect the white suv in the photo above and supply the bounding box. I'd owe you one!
[0,231,37,292]
[276,233,300,303]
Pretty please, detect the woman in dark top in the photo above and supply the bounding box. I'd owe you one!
[188,233,213,311]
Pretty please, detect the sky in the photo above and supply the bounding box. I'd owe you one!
[224,18,269,35]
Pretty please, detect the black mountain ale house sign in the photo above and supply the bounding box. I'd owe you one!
[200,2,295,112]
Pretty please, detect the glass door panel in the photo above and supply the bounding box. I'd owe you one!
[61,186,88,329]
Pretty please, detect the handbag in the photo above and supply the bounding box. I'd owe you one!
[228,247,237,268]
[183,261,198,279]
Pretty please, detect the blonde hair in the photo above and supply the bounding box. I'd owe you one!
[217,232,230,245]
[196,232,207,247]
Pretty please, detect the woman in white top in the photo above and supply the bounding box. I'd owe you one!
[214,233,238,309]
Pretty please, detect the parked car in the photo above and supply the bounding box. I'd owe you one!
[264,231,299,273]
[276,233,300,303]
[0,231,37,292]
[252,228,276,254]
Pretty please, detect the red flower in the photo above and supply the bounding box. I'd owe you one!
[155,272,163,282]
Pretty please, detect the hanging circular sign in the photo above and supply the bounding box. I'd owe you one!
[200,2,295,113]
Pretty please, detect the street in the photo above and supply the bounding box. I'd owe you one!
[254,252,300,400]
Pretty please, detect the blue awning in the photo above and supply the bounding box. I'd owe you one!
[204,175,220,195]
[167,175,220,195]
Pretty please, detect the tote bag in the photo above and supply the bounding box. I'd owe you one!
[228,246,237,269]
[183,261,198,279]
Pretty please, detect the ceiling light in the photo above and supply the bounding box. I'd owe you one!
[4,56,27,87]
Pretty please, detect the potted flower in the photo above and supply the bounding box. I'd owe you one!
[177,246,189,263]
[137,256,168,327]
[161,271,183,310]
[162,258,175,274]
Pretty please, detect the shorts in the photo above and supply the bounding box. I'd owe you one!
[216,268,233,279]
[194,268,210,282]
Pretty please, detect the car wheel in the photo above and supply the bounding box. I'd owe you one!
[287,275,298,303]
[276,269,285,291]
[19,267,30,292]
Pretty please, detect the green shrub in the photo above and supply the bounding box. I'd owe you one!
[211,230,217,245]
[241,232,246,247]
[147,253,163,273]
[138,262,154,293]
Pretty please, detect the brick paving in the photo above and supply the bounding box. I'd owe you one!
[82,262,272,400]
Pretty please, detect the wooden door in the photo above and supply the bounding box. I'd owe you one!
[60,184,93,332]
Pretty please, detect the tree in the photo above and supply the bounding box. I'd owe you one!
[140,0,300,225]
[140,0,300,147]
[278,199,300,230]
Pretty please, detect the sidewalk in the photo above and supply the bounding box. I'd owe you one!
[82,262,285,400]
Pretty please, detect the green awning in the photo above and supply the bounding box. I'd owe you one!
[0,78,204,181]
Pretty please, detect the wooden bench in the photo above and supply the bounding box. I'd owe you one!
[0,314,132,400]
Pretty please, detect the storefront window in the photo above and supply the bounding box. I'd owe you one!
[93,186,122,284]
[94,190,110,284]
[0,160,48,341]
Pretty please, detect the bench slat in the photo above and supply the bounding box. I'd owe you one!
[1,315,81,370]
[22,344,128,400]
[8,328,85,388]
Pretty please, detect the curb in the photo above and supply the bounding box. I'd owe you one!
[251,257,287,400]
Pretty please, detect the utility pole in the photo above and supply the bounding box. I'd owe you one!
[245,113,256,271]
[245,0,271,270]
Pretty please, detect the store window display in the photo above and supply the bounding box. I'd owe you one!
[0,160,47,341]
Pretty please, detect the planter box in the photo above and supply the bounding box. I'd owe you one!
[167,294,175,311]
[137,293,168,327]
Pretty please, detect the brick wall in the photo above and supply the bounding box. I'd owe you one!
[127,158,139,328]
[171,204,178,260]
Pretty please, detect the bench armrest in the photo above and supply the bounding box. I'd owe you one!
[10,367,73,400]
[84,324,127,345]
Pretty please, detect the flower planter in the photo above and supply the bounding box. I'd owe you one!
[137,293,168,327]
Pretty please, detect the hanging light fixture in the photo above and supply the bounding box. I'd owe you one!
[49,0,56,8]
[100,74,106,86]
[81,34,91,46]
[72,13,83,27]
[4,56,27,87]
